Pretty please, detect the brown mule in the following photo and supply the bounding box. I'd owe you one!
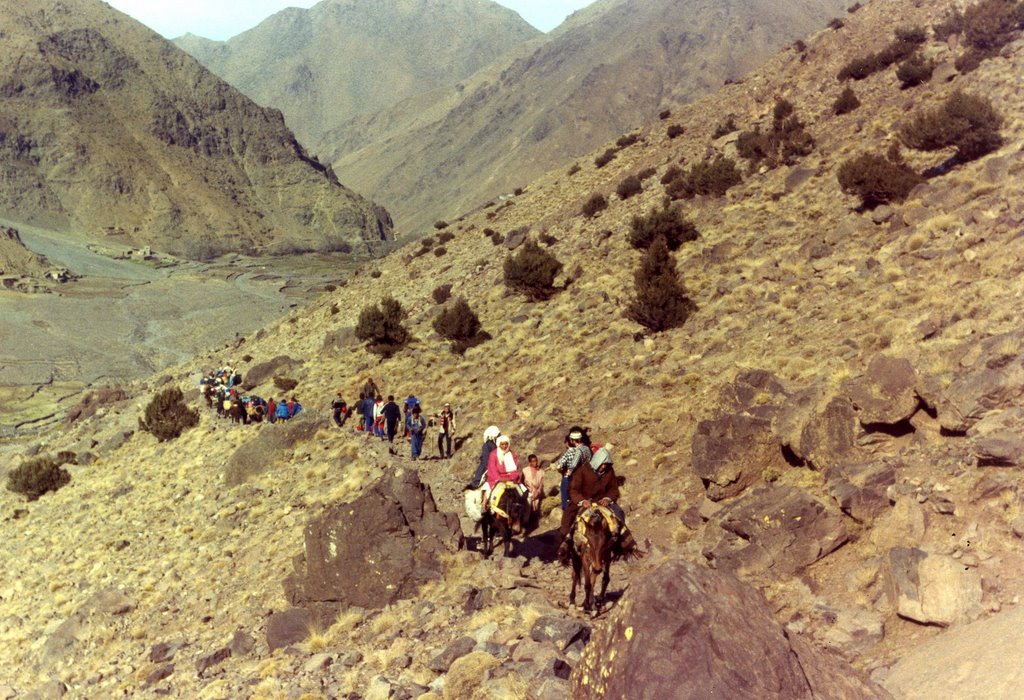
[568,507,615,615]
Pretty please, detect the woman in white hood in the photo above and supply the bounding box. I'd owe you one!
[485,435,521,489]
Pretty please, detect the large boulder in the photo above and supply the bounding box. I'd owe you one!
[882,606,1024,699]
[691,412,788,501]
[240,355,301,392]
[797,396,858,470]
[703,485,848,578]
[884,547,982,626]
[571,559,891,699]
[284,469,462,612]
[843,354,920,426]
[967,408,1024,466]
[826,460,896,524]
[936,331,1024,433]
[224,413,330,486]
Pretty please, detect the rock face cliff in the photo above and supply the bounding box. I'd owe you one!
[0,0,393,258]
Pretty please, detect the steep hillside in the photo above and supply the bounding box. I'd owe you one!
[174,0,542,148]
[0,226,51,281]
[323,0,853,232]
[0,0,392,258]
[2,0,1024,696]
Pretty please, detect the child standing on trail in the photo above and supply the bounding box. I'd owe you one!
[407,405,427,460]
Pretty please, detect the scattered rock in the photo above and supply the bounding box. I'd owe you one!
[304,653,333,673]
[285,469,463,612]
[936,331,1024,433]
[266,608,312,652]
[885,548,983,626]
[572,559,890,699]
[145,664,174,686]
[967,408,1024,467]
[428,636,476,673]
[195,646,231,676]
[443,651,500,700]
[149,640,186,663]
[23,680,67,700]
[228,630,255,657]
[504,226,530,250]
[703,485,848,577]
[827,460,896,524]
[530,615,591,651]
[870,498,926,551]
[365,676,395,700]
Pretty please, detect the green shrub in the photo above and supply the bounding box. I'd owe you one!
[963,0,1024,52]
[355,296,410,357]
[370,270,382,279]
[712,116,737,138]
[667,156,743,199]
[514,187,524,196]
[933,7,965,40]
[833,86,861,115]
[617,175,643,200]
[6,455,73,501]
[659,109,672,120]
[737,98,814,168]
[432,283,453,304]
[637,167,657,181]
[837,55,879,81]
[433,246,447,257]
[837,152,924,208]
[437,230,455,244]
[568,163,581,176]
[274,376,298,392]
[629,206,699,250]
[660,165,682,185]
[666,124,685,139]
[503,240,563,301]
[434,220,449,230]
[64,385,127,425]
[594,148,619,168]
[828,17,845,30]
[793,39,807,52]
[581,193,608,218]
[433,297,489,354]
[837,25,927,80]
[616,133,640,148]
[627,236,695,332]
[899,90,1003,163]
[896,53,935,88]
[139,386,200,442]
[539,232,558,246]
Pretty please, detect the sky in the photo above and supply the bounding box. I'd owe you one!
[104,0,595,41]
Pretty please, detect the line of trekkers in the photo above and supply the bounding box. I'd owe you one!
[199,367,302,425]
[330,376,456,461]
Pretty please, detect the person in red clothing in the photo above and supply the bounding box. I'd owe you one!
[486,435,520,489]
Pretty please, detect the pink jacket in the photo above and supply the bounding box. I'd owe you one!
[486,448,520,489]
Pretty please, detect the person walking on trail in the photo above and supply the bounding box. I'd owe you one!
[382,395,402,453]
[486,435,520,489]
[521,453,545,515]
[407,405,427,460]
[402,394,420,436]
[557,446,636,563]
[267,397,277,424]
[361,392,376,436]
[331,393,348,428]
[553,427,592,509]
[466,425,501,489]
[436,403,456,459]
[361,377,380,402]
[373,394,385,439]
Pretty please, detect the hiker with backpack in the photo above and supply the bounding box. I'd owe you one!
[407,405,427,460]
[331,393,348,428]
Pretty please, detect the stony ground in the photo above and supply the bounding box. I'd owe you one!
[3,0,1024,696]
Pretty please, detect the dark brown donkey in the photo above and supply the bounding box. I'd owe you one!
[481,485,530,558]
[569,507,615,615]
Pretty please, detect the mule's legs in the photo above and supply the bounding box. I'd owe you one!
[599,559,611,601]
[502,525,513,558]
[481,517,493,558]
[569,555,580,608]
[583,563,596,613]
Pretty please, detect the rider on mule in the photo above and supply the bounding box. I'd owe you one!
[557,447,638,563]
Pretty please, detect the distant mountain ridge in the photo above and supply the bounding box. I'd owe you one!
[316,0,854,231]
[0,0,393,258]
[174,0,543,148]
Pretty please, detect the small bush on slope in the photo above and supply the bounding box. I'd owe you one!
[666,157,743,199]
[833,86,861,115]
[503,240,563,301]
[355,296,410,357]
[140,386,200,442]
[629,206,699,251]
[899,90,1003,164]
[627,235,695,332]
[6,454,74,501]
[433,298,489,354]
[837,152,924,208]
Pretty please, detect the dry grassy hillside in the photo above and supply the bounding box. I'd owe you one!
[2,0,1024,696]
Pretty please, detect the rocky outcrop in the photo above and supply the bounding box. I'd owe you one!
[224,413,330,486]
[967,408,1024,466]
[843,354,920,427]
[284,470,463,614]
[884,547,982,626]
[572,559,890,699]
[692,412,788,501]
[703,485,848,578]
[935,331,1024,433]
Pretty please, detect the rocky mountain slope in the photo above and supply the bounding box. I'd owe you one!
[174,0,542,150]
[2,0,1024,696]
[0,0,392,259]
[0,226,53,287]
[320,0,854,232]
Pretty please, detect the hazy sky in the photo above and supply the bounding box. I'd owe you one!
[104,0,595,41]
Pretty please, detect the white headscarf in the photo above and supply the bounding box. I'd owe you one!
[495,435,517,473]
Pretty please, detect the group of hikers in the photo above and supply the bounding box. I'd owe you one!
[330,376,457,461]
[465,423,637,562]
[199,367,303,424]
